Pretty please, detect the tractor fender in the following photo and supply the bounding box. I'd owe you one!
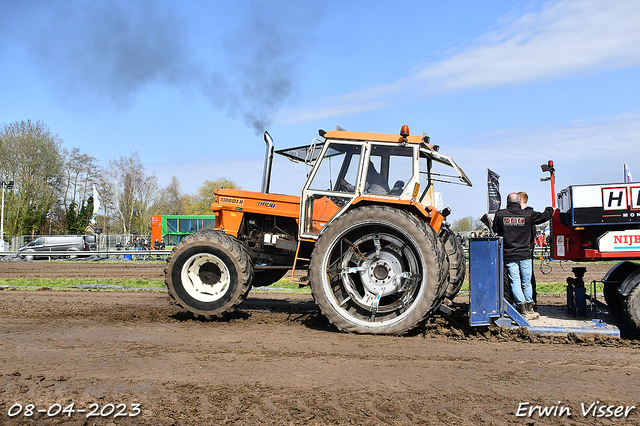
[348,197,444,233]
[603,261,640,296]
[620,268,640,297]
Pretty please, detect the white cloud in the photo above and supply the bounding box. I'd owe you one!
[441,111,640,221]
[419,0,640,91]
[278,0,640,124]
[456,111,640,166]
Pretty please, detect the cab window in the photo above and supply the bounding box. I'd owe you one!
[366,145,414,196]
[309,143,361,193]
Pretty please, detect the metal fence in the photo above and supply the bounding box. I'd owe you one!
[2,234,170,261]
[7,234,157,251]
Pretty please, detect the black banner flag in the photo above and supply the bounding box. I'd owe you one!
[487,169,501,214]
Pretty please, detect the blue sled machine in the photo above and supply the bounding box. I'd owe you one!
[468,237,620,338]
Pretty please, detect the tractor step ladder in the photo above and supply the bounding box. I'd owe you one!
[290,240,311,287]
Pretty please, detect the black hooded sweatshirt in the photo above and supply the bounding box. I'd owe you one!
[492,202,553,261]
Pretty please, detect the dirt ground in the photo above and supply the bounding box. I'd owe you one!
[1,261,639,425]
[0,259,166,280]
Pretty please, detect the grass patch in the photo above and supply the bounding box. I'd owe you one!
[458,281,603,294]
[536,281,604,294]
[0,277,311,292]
[262,278,311,293]
[0,278,165,289]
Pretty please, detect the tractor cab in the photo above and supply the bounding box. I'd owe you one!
[277,126,472,239]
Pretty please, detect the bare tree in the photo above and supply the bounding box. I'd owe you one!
[62,148,98,207]
[109,152,158,235]
[94,165,117,231]
[60,147,98,232]
[132,172,159,234]
[151,175,185,216]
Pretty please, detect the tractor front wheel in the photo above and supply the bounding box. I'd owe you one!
[309,206,444,334]
[165,230,253,319]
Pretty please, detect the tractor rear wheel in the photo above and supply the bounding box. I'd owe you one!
[439,226,466,300]
[165,230,253,319]
[309,206,444,334]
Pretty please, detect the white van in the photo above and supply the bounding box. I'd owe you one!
[18,235,97,259]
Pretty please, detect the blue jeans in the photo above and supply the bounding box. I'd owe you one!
[506,259,533,305]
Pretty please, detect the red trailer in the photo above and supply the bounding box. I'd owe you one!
[543,161,640,331]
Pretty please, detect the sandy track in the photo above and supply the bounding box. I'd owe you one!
[0,287,639,425]
[0,260,166,280]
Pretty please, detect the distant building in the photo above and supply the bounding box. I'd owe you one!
[151,215,217,247]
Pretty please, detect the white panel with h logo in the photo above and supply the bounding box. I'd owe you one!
[602,187,628,211]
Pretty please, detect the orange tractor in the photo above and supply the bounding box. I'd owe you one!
[165,126,472,334]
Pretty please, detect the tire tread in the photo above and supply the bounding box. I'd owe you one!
[624,284,640,331]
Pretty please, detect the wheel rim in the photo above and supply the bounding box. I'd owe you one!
[321,224,426,328]
[180,253,231,302]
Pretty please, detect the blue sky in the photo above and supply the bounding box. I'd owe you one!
[1,0,639,221]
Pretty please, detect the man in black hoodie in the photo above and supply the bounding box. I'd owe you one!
[492,192,552,320]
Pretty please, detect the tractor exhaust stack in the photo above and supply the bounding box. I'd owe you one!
[262,131,274,194]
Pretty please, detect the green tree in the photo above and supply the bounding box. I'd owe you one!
[66,201,78,234]
[66,196,94,235]
[183,178,240,215]
[452,216,487,233]
[451,216,473,232]
[0,120,64,235]
[75,196,93,234]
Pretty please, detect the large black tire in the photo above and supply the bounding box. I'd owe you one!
[434,229,449,301]
[252,270,288,287]
[624,284,640,332]
[603,283,623,312]
[602,262,640,312]
[309,206,445,334]
[439,226,466,300]
[164,230,253,319]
